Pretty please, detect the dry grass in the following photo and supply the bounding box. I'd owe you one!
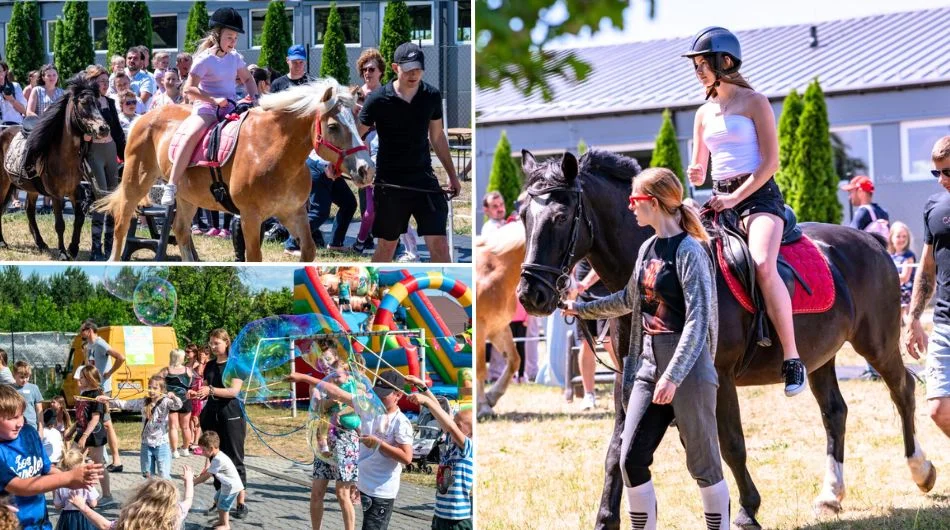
[477,372,950,529]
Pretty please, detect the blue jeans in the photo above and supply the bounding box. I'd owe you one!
[285,159,357,250]
[140,442,171,479]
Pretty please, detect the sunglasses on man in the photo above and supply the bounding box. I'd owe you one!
[931,168,950,178]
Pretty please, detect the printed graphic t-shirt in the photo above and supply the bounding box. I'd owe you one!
[0,425,52,530]
[639,232,688,334]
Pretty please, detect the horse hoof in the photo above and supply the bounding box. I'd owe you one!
[918,463,937,493]
[0,241,7,249]
[485,390,499,408]
[57,251,70,262]
[37,243,49,251]
[814,497,842,515]
[732,508,761,530]
[476,404,495,421]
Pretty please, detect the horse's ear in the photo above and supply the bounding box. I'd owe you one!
[561,152,578,182]
[321,86,334,103]
[522,149,537,174]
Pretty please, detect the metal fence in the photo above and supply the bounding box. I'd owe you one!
[0,332,75,400]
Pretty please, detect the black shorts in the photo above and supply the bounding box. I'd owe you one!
[372,180,448,241]
[172,397,193,415]
[714,175,785,220]
[579,318,607,346]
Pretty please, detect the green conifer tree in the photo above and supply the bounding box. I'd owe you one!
[787,79,842,223]
[184,1,209,54]
[259,1,293,77]
[6,0,45,84]
[487,131,521,215]
[320,3,351,84]
[774,89,803,199]
[106,1,137,61]
[650,109,687,197]
[56,1,94,81]
[380,1,412,84]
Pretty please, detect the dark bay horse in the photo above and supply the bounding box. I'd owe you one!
[0,77,110,260]
[516,149,935,530]
[95,78,374,262]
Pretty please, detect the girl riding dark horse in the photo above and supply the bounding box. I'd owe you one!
[0,76,110,260]
[517,148,935,530]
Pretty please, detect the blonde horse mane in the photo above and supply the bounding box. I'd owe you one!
[477,221,525,255]
[258,78,355,117]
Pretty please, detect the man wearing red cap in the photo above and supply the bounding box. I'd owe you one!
[840,175,889,234]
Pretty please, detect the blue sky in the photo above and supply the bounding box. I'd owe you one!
[554,0,950,46]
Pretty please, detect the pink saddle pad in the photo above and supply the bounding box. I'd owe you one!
[167,112,250,168]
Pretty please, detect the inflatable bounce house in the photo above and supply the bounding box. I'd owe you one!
[292,267,473,412]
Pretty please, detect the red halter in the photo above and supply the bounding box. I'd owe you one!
[313,103,369,176]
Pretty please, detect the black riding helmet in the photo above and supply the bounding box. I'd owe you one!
[210,7,245,34]
[682,26,741,77]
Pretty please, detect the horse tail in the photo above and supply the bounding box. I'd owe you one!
[92,188,123,216]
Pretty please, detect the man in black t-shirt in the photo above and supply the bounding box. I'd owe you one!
[905,135,950,439]
[358,42,461,263]
[269,45,314,92]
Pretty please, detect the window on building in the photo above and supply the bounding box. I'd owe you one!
[46,20,57,56]
[151,14,178,50]
[901,118,950,181]
[457,1,471,43]
[829,126,873,182]
[382,2,433,43]
[251,8,294,49]
[313,4,360,46]
[92,18,108,54]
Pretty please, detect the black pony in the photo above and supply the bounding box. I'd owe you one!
[0,75,109,260]
[517,149,935,530]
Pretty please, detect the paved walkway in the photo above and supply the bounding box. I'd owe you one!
[47,451,435,530]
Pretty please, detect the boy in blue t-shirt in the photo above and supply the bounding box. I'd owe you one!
[405,375,473,530]
[0,385,103,530]
[13,362,44,437]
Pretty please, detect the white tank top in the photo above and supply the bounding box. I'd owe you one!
[702,114,762,181]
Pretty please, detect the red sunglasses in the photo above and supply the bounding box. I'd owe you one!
[628,194,654,206]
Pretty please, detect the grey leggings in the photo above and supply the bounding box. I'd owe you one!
[620,333,724,488]
[87,141,119,252]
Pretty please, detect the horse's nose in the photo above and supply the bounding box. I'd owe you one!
[98,124,110,136]
[517,280,555,315]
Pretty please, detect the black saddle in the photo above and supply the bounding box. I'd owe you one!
[204,100,254,215]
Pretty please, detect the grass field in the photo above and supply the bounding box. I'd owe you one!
[476,358,950,529]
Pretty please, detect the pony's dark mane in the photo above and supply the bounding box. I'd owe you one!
[24,76,95,171]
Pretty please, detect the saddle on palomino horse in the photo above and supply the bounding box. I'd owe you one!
[702,205,836,352]
[167,101,254,214]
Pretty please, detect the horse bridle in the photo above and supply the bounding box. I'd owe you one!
[313,101,369,176]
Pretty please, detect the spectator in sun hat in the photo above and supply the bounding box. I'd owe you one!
[270,44,313,93]
[840,175,890,233]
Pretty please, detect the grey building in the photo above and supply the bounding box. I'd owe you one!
[0,0,472,128]
[475,7,950,252]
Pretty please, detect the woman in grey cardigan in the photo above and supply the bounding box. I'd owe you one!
[565,167,728,530]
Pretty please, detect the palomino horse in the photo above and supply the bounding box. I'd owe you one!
[0,77,110,260]
[516,149,936,530]
[475,220,527,418]
[95,78,374,261]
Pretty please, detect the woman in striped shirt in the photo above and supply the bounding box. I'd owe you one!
[25,64,64,117]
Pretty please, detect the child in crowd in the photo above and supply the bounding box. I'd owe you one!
[52,448,99,530]
[188,348,208,456]
[48,397,72,436]
[96,375,181,479]
[13,362,43,438]
[406,375,473,530]
[41,410,63,465]
[194,431,244,530]
[0,350,12,385]
[71,466,194,530]
[64,366,111,504]
[0,385,102,530]
[889,220,917,323]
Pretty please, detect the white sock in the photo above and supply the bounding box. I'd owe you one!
[625,480,657,530]
[699,480,730,530]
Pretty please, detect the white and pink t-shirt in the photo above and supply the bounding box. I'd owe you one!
[189,48,246,116]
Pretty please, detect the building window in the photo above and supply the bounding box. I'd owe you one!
[901,118,950,181]
[46,20,57,56]
[151,14,178,50]
[251,8,294,49]
[456,1,471,43]
[92,17,108,54]
[313,4,361,47]
[829,126,873,182]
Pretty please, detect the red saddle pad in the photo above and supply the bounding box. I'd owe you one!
[717,235,835,314]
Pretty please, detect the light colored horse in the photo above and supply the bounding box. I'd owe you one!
[94,78,374,262]
[475,221,526,418]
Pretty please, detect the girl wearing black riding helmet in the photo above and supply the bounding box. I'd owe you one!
[684,26,807,397]
[161,7,258,206]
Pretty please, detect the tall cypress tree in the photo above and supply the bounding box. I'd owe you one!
[320,3,351,84]
[184,1,208,54]
[380,1,411,84]
[106,1,137,61]
[259,0,292,77]
[6,0,45,84]
[131,2,153,56]
[52,18,64,83]
[774,89,803,200]
[650,109,687,197]
[56,1,94,80]
[486,131,521,215]
[788,79,841,223]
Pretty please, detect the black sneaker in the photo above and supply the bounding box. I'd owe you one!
[232,503,248,519]
[782,359,807,397]
[106,464,123,473]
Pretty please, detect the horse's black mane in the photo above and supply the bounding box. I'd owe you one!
[525,148,642,189]
[24,76,97,171]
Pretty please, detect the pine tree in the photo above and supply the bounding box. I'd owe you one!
[774,89,803,199]
[106,1,137,61]
[650,109,687,197]
[380,1,411,84]
[577,139,588,155]
[184,1,208,54]
[320,3,351,84]
[52,18,64,84]
[259,0,293,77]
[131,2,153,56]
[56,1,94,81]
[6,0,45,84]
[787,79,841,223]
[486,131,521,215]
